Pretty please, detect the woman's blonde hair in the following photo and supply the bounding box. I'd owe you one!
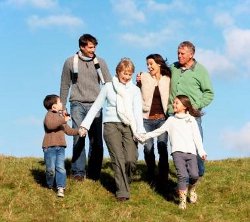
[116,57,135,74]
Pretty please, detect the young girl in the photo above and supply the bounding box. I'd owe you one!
[79,58,145,201]
[138,95,207,209]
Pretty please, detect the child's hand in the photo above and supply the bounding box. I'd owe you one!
[64,115,71,122]
[201,155,207,160]
[79,127,87,137]
[134,133,146,144]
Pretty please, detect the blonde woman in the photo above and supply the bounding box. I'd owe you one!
[80,58,145,201]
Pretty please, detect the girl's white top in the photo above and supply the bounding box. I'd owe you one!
[144,113,206,157]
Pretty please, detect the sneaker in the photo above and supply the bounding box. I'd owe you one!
[116,197,129,202]
[72,175,84,181]
[57,188,64,197]
[178,190,187,210]
[188,187,197,203]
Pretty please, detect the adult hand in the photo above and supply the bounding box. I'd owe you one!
[136,72,142,83]
[79,127,87,137]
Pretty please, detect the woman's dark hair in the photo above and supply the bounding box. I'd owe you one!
[146,54,171,78]
[79,34,98,47]
[176,95,204,117]
[43,94,59,110]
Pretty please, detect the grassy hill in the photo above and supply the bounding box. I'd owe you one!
[0,155,249,222]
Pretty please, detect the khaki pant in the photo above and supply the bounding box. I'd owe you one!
[104,122,138,198]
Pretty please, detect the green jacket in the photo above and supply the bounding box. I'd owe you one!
[168,61,214,114]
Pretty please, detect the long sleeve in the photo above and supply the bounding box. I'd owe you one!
[60,58,72,108]
[98,57,112,83]
[144,118,170,140]
[44,112,66,130]
[63,124,79,136]
[132,87,146,133]
[191,119,207,157]
[197,68,214,109]
[80,85,108,130]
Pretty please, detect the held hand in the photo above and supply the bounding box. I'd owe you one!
[201,155,207,160]
[62,109,70,117]
[136,73,142,83]
[64,115,71,122]
[134,133,146,144]
[79,127,87,137]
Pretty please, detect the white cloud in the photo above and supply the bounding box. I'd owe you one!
[15,116,42,127]
[121,26,176,48]
[234,0,250,14]
[225,28,250,69]
[110,0,145,25]
[146,0,170,11]
[220,122,250,155]
[27,14,83,29]
[146,0,193,13]
[196,27,250,78]
[6,0,57,9]
[214,12,234,28]
[196,49,235,77]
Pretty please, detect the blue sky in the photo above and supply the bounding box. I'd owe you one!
[0,0,249,160]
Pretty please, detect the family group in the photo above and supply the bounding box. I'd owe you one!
[42,33,214,210]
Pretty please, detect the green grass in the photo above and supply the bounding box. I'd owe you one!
[0,155,249,222]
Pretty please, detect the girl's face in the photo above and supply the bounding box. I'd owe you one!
[147,58,160,77]
[173,97,186,114]
[117,70,133,85]
[52,98,63,112]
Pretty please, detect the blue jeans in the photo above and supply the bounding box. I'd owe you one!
[196,117,205,177]
[70,101,103,180]
[143,118,169,183]
[43,146,66,188]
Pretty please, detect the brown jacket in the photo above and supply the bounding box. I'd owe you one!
[42,111,78,148]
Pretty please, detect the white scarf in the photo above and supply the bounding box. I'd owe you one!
[112,76,137,135]
[73,51,105,84]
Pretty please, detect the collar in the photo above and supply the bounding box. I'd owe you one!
[176,59,197,73]
[77,51,96,62]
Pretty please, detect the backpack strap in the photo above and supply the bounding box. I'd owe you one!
[72,52,105,85]
[93,57,105,85]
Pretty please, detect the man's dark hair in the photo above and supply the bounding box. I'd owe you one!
[43,94,59,110]
[79,34,98,47]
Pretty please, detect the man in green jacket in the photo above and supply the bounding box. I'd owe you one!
[168,41,214,177]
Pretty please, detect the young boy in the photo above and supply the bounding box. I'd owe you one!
[42,94,79,197]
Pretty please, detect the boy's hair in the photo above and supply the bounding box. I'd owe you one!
[79,34,98,47]
[43,94,59,110]
[176,95,203,117]
[116,57,135,74]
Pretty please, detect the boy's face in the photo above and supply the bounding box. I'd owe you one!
[117,69,133,85]
[52,98,63,112]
